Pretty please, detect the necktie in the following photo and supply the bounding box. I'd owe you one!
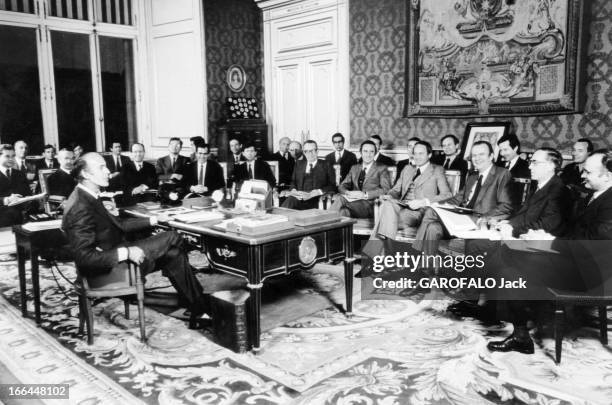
[6,169,11,179]
[336,152,341,164]
[505,161,510,168]
[116,156,121,170]
[465,175,483,209]
[444,158,450,170]
[248,163,254,179]
[48,161,52,168]
[199,164,204,184]
[136,163,141,171]
[307,163,314,174]
[357,167,366,190]
[412,168,421,182]
[283,152,288,160]
[171,157,176,171]
[235,155,240,163]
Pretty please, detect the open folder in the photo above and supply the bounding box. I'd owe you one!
[430,204,477,236]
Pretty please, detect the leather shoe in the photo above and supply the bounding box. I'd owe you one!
[487,335,534,354]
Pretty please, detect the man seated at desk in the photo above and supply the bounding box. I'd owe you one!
[328,140,391,218]
[62,153,209,328]
[156,137,191,186]
[0,144,32,226]
[121,143,157,205]
[47,148,77,198]
[232,142,276,192]
[281,140,335,210]
[186,141,225,197]
[271,137,294,189]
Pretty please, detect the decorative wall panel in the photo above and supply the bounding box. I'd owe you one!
[350,0,612,152]
[204,0,264,140]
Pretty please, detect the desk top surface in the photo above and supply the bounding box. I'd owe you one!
[123,197,355,245]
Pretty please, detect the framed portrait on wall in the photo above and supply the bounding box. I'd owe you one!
[403,0,589,117]
[227,64,246,92]
[461,122,511,161]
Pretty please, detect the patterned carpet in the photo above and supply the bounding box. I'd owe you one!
[0,254,610,404]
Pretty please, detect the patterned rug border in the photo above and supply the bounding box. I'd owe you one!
[0,293,144,405]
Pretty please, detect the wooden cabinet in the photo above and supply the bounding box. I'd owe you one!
[213,119,269,161]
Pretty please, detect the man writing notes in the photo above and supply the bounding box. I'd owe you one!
[63,153,208,328]
[412,141,514,256]
[328,140,391,218]
[232,142,276,191]
[186,142,226,197]
[281,140,335,210]
[325,133,357,184]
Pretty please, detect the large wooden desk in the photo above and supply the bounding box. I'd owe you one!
[13,225,67,325]
[125,204,356,351]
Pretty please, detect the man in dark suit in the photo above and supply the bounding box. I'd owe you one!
[496,133,531,206]
[271,137,294,189]
[329,140,391,218]
[368,135,395,167]
[486,150,612,354]
[121,143,158,205]
[103,141,130,192]
[226,138,246,190]
[36,144,59,171]
[431,134,469,188]
[186,142,226,197]
[412,141,514,256]
[281,140,336,210]
[233,142,276,191]
[560,138,593,197]
[47,149,77,198]
[62,153,208,327]
[325,133,357,184]
[0,144,31,226]
[13,140,37,184]
[155,137,191,185]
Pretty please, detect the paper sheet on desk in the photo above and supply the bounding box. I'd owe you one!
[172,211,224,223]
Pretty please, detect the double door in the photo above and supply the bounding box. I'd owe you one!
[273,53,338,149]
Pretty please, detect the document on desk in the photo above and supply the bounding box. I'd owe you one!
[21,219,62,231]
[172,210,225,223]
[430,204,477,236]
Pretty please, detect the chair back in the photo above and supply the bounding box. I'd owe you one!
[265,160,280,185]
[513,177,532,206]
[445,170,462,195]
[387,166,397,184]
[38,168,57,194]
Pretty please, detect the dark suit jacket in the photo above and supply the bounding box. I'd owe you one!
[226,154,247,187]
[433,154,469,187]
[271,151,294,187]
[562,187,612,240]
[14,160,37,176]
[62,187,152,277]
[35,158,59,171]
[233,160,276,191]
[121,161,157,193]
[103,154,131,173]
[186,159,226,196]
[0,169,30,202]
[560,162,582,187]
[47,169,77,198]
[376,153,395,167]
[290,159,336,194]
[339,162,391,200]
[445,164,514,219]
[325,150,358,183]
[155,154,191,182]
[508,175,570,236]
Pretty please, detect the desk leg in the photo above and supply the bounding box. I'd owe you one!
[247,283,262,352]
[17,246,27,318]
[344,258,355,317]
[31,249,41,325]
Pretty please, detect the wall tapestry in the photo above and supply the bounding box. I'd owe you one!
[404,0,589,117]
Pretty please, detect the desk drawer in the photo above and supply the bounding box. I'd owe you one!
[176,229,203,249]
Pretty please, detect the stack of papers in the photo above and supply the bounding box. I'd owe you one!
[172,210,225,223]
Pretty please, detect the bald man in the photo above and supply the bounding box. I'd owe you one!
[62,153,209,328]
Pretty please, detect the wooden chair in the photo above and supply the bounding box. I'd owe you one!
[75,260,146,345]
[444,170,462,196]
[38,168,63,214]
[513,177,533,206]
[549,285,611,364]
[264,160,280,186]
